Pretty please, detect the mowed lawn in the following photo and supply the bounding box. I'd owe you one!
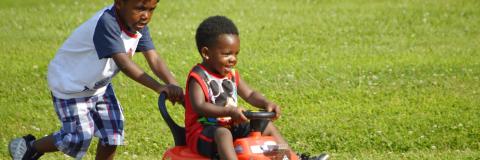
[0,0,479,159]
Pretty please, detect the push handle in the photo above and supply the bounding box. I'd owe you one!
[158,92,186,146]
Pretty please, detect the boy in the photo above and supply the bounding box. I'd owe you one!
[8,0,183,159]
[185,15,329,160]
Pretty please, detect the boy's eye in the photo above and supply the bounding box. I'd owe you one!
[135,6,145,10]
[135,6,155,13]
[227,52,239,55]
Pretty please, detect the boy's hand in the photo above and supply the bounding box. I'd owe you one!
[229,107,248,124]
[265,102,281,120]
[160,84,184,105]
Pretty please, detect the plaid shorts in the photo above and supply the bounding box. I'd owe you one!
[52,84,124,158]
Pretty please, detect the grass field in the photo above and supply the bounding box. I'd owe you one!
[1,0,479,159]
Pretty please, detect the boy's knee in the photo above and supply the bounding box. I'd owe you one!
[263,122,279,135]
[214,127,233,138]
[54,131,94,158]
[56,132,94,149]
[97,143,117,154]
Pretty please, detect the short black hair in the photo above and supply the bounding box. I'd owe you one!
[120,0,159,2]
[122,0,159,2]
[195,15,239,53]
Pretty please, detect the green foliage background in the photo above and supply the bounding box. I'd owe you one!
[0,0,479,159]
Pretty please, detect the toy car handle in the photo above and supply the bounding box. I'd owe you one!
[158,92,186,146]
[243,110,276,119]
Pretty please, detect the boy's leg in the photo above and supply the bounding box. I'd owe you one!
[95,143,117,160]
[33,135,58,153]
[263,122,288,146]
[9,135,44,160]
[92,84,124,159]
[51,96,95,158]
[9,95,96,159]
[262,122,330,160]
[214,127,237,160]
[195,125,236,159]
[262,122,298,159]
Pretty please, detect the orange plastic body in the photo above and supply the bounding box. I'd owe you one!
[234,132,298,160]
[162,132,298,160]
[162,146,209,160]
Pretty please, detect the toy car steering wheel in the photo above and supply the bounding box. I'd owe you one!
[243,110,275,120]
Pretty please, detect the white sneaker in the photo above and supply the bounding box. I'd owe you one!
[8,134,43,160]
[298,153,330,160]
[9,137,28,160]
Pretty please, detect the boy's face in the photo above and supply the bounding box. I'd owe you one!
[202,34,240,76]
[115,0,157,32]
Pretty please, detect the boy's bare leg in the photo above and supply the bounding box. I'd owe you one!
[214,127,237,160]
[95,143,117,160]
[263,122,298,158]
[33,135,58,153]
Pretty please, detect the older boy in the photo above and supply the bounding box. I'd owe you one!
[8,0,183,159]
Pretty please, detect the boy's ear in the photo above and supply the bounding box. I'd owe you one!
[200,47,209,59]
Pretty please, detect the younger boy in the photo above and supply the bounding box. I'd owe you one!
[9,0,183,159]
[185,15,329,160]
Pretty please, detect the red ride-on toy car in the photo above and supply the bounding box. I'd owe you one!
[158,93,319,160]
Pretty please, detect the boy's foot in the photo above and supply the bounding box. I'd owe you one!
[297,153,330,160]
[8,134,44,160]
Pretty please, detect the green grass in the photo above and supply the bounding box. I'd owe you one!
[1,0,479,159]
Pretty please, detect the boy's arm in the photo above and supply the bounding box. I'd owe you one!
[188,79,248,123]
[142,49,178,85]
[111,52,182,103]
[142,49,184,103]
[237,77,281,119]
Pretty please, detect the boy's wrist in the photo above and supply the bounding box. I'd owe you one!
[165,79,178,85]
[263,101,272,109]
[155,84,166,94]
[226,107,236,117]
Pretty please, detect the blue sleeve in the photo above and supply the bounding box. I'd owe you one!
[93,13,125,59]
[137,25,156,52]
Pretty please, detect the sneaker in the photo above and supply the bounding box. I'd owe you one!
[8,134,44,160]
[298,153,330,160]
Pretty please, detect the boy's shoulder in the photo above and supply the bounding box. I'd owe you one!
[94,6,121,34]
[69,5,121,38]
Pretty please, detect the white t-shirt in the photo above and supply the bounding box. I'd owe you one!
[48,5,155,99]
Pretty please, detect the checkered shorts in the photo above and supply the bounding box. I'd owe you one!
[52,84,124,158]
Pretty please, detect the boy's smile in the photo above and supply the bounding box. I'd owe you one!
[115,0,157,32]
[202,34,240,77]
